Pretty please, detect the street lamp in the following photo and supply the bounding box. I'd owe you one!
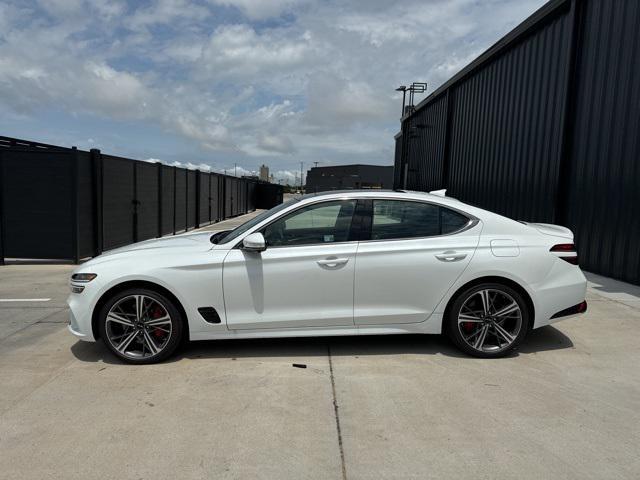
[396,82,428,189]
[395,85,407,116]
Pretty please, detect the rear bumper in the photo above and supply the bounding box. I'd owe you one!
[532,263,587,328]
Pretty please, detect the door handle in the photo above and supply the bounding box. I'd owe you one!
[317,257,349,268]
[435,251,467,262]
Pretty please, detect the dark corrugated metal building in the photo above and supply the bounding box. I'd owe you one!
[306,164,394,192]
[394,0,640,285]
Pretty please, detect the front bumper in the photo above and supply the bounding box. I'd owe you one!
[67,293,97,342]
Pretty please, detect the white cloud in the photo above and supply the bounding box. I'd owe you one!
[0,0,548,172]
[272,170,298,185]
[208,0,307,20]
[126,0,211,29]
[256,133,295,154]
[200,25,315,80]
[304,74,394,129]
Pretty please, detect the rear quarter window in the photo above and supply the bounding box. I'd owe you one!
[371,200,471,240]
[441,207,470,234]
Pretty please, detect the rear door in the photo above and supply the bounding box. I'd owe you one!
[354,199,481,325]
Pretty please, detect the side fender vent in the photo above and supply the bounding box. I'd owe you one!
[198,307,221,324]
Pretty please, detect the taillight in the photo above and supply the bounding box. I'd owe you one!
[550,244,578,265]
[550,244,575,252]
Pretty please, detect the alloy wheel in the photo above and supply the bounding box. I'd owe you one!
[105,294,173,360]
[457,288,523,354]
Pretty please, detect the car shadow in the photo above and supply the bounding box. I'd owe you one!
[519,325,574,353]
[70,325,573,365]
[584,271,640,299]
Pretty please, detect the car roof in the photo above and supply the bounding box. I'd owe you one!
[294,189,489,219]
[298,189,456,203]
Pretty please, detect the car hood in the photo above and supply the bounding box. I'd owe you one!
[82,232,216,267]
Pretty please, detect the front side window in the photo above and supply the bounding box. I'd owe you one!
[216,198,299,245]
[263,200,357,247]
[371,200,470,240]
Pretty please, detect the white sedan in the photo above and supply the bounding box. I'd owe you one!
[68,190,587,364]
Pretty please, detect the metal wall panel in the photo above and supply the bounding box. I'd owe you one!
[405,93,449,191]
[76,150,95,259]
[0,137,284,263]
[218,175,225,220]
[160,166,175,235]
[393,133,403,187]
[239,181,246,214]
[255,183,284,209]
[236,179,242,216]
[186,170,197,229]
[210,174,220,222]
[224,177,233,217]
[247,181,256,211]
[102,156,134,250]
[174,169,187,232]
[447,11,571,221]
[564,0,640,284]
[394,0,640,284]
[136,162,159,242]
[1,150,74,259]
[198,172,210,225]
[238,181,244,215]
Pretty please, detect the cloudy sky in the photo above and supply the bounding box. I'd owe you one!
[0,0,545,183]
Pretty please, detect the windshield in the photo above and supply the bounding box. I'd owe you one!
[215,197,300,245]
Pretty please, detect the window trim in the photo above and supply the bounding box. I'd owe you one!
[228,196,479,249]
[233,197,361,250]
[358,198,479,243]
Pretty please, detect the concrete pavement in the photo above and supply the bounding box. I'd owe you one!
[0,214,639,479]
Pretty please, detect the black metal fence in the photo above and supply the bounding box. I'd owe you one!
[395,0,640,285]
[0,136,283,263]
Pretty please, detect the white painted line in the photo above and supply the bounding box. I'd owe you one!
[0,298,51,302]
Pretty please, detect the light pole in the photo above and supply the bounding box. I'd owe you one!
[396,82,427,189]
[300,161,304,192]
[395,85,407,116]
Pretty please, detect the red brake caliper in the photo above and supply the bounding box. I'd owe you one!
[151,306,165,338]
[462,322,475,332]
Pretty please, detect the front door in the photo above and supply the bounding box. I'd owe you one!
[354,199,481,325]
[223,199,358,330]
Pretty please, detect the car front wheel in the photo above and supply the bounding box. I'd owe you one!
[447,283,530,358]
[98,289,183,364]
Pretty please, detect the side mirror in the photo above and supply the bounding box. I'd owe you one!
[242,232,266,252]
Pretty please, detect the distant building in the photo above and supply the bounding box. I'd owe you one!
[305,164,394,193]
[259,164,269,182]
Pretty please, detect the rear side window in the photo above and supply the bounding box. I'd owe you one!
[371,200,470,240]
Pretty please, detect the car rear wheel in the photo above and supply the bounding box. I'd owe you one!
[447,283,530,358]
[98,289,183,364]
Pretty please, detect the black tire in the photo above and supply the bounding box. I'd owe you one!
[446,282,530,358]
[98,288,184,364]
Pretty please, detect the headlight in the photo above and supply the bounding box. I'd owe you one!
[70,273,97,294]
[71,273,97,282]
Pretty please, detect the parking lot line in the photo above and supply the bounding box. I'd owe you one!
[0,298,51,302]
